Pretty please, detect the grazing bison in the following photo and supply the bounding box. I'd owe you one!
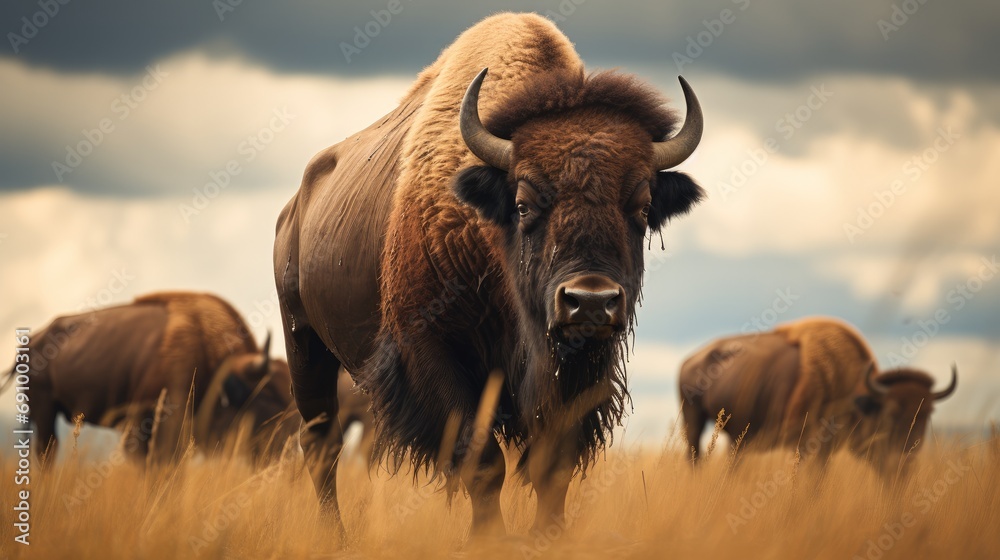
[6,292,295,464]
[679,317,957,474]
[274,12,704,534]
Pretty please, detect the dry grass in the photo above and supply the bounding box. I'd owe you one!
[2,426,998,559]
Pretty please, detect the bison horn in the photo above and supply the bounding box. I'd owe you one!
[460,68,513,171]
[652,76,704,171]
[864,362,889,396]
[932,364,958,400]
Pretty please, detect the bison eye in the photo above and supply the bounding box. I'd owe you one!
[641,204,651,218]
[517,203,530,217]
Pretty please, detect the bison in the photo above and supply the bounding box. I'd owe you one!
[679,317,957,474]
[5,292,296,464]
[274,12,705,534]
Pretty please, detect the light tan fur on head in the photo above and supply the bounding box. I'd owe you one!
[398,13,580,176]
[382,12,584,335]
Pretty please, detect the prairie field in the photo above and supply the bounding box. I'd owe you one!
[2,422,998,560]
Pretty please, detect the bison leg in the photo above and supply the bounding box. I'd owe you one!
[151,389,188,465]
[528,428,580,533]
[286,326,347,538]
[682,403,708,462]
[31,388,59,466]
[117,411,155,461]
[460,434,506,534]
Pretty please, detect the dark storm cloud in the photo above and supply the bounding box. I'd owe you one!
[2,0,997,82]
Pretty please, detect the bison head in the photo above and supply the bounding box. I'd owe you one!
[852,363,957,475]
[197,332,296,462]
[453,68,704,447]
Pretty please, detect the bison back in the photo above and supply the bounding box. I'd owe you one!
[30,303,169,426]
[274,89,425,372]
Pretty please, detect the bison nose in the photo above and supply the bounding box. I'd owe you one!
[553,275,626,336]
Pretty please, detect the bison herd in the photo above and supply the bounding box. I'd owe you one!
[7,12,956,539]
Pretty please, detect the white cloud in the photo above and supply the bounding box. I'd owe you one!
[819,251,1000,313]
[0,52,411,195]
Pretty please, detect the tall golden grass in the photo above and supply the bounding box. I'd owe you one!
[2,421,998,559]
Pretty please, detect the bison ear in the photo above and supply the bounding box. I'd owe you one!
[221,374,252,408]
[649,171,705,232]
[453,165,515,226]
[854,395,882,415]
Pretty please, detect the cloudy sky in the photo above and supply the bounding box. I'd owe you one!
[1,0,997,448]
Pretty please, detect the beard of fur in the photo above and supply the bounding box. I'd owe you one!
[518,318,632,470]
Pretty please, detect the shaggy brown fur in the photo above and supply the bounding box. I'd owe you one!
[365,13,695,475]
[486,68,680,141]
[368,12,583,477]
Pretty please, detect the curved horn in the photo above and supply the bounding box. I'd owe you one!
[864,362,889,396]
[932,364,958,400]
[260,330,272,360]
[460,68,512,171]
[652,76,704,171]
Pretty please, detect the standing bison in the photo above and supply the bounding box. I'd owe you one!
[274,12,704,534]
[679,317,957,474]
[7,292,295,464]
